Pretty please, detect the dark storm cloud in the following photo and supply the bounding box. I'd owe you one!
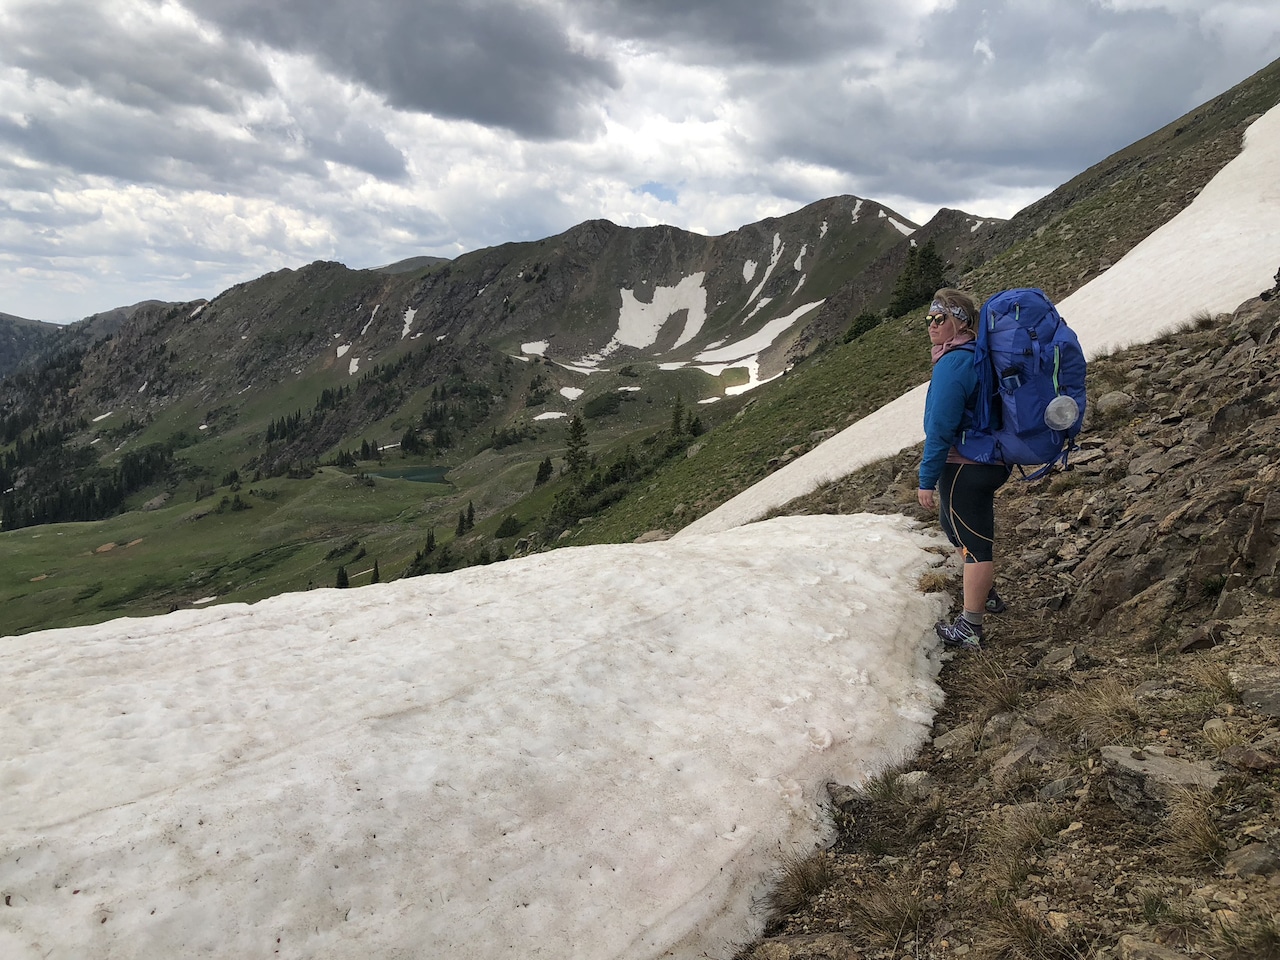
[578,0,885,63]
[0,109,326,193]
[181,0,621,140]
[740,0,1273,213]
[3,0,273,115]
[1,0,407,190]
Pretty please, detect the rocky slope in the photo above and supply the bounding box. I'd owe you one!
[741,274,1280,959]
[0,311,64,380]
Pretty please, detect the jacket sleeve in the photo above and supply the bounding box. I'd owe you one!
[919,351,976,489]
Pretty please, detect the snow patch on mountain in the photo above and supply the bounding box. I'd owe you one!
[746,234,784,307]
[695,300,824,365]
[591,273,709,360]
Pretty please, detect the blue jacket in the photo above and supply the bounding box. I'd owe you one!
[919,346,978,489]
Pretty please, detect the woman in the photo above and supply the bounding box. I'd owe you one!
[916,288,1012,651]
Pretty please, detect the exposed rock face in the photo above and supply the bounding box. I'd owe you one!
[1003,292,1280,647]
[0,311,66,380]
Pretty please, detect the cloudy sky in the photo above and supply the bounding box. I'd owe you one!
[1,0,1278,323]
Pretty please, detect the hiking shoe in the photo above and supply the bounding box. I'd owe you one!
[936,616,984,651]
[985,587,1007,615]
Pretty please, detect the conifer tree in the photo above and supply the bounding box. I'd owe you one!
[888,239,949,317]
[371,559,380,584]
[466,501,475,530]
[564,415,588,475]
[534,456,553,487]
[335,565,349,588]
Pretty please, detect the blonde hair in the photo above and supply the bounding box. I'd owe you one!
[931,288,978,329]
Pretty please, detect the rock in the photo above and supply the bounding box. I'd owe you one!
[897,771,936,801]
[933,723,977,753]
[1117,934,1192,960]
[1235,679,1280,718]
[1095,391,1136,417]
[991,735,1053,787]
[1038,645,1089,673]
[745,933,862,960]
[1224,843,1280,878]
[632,530,671,543]
[1135,681,1178,700]
[1179,620,1228,652]
[1220,744,1280,772]
[809,429,837,445]
[1120,474,1155,493]
[1100,745,1221,805]
[825,782,858,810]
[981,712,1017,747]
[1039,776,1085,801]
[1127,450,1169,476]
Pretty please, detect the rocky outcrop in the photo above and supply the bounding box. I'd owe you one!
[745,285,1280,960]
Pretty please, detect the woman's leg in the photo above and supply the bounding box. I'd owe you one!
[936,463,1010,647]
[963,560,995,618]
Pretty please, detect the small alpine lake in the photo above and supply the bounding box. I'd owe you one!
[368,464,452,484]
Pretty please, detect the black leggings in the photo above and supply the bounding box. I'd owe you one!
[938,462,1012,563]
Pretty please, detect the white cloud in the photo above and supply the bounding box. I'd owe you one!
[0,0,1278,320]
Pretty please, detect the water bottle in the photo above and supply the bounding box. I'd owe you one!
[1044,394,1080,431]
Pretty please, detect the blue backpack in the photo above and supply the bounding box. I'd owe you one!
[956,288,1087,479]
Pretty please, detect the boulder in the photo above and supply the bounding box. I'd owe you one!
[1224,842,1280,878]
[1099,745,1221,805]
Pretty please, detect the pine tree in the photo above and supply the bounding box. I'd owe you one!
[426,528,436,553]
[564,415,588,475]
[887,239,950,317]
[534,456,553,487]
[371,559,380,584]
[456,510,467,537]
[670,393,685,436]
[465,501,475,530]
[335,565,349,588]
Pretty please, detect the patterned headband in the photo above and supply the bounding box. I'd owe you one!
[929,300,970,324]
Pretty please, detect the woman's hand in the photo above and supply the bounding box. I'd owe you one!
[917,488,935,510]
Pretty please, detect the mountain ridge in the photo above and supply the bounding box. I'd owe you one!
[1,56,1278,635]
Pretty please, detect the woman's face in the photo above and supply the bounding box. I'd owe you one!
[927,308,965,346]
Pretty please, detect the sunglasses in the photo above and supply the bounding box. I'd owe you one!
[926,302,970,327]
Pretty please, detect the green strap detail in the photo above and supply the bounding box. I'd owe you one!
[1052,344,1061,393]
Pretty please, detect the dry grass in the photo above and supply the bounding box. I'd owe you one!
[842,874,931,951]
[917,568,954,594]
[1169,309,1219,336]
[1141,891,1205,947]
[764,849,835,921]
[1161,787,1226,871]
[835,763,943,857]
[1203,721,1250,756]
[1185,657,1240,703]
[1212,910,1280,960]
[1048,677,1146,747]
[973,902,1092,960]
[968,658,1025,718]
[994,761,1047,801]
[980,803,1067,892]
